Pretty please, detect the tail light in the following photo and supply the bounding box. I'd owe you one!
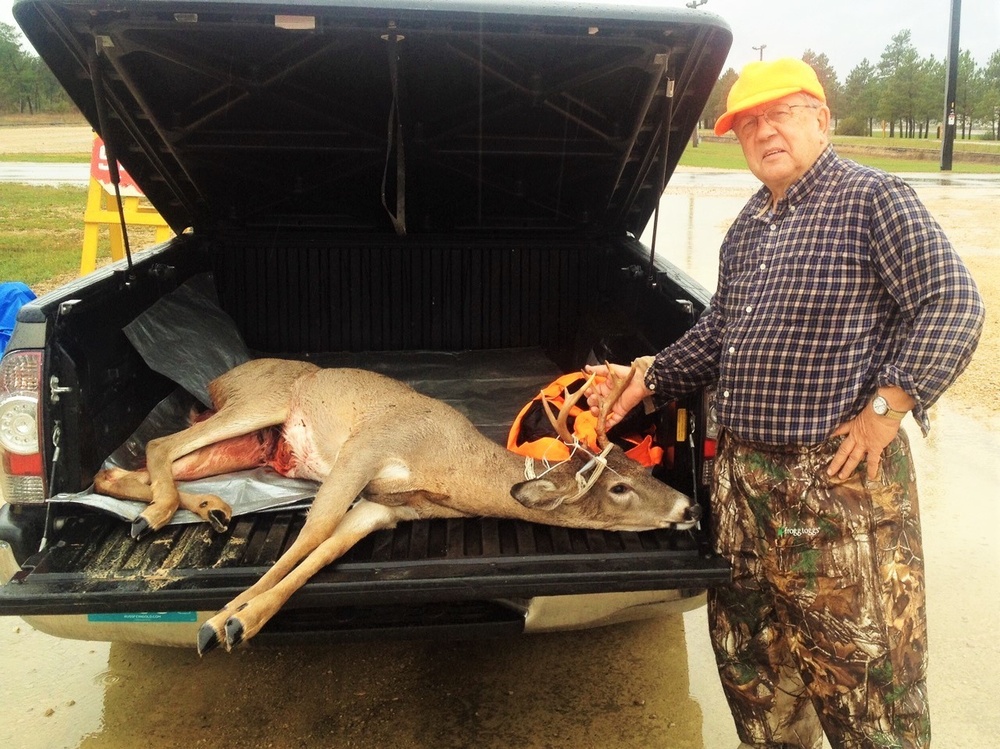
[700,387,719,487]
[0,350,46,503]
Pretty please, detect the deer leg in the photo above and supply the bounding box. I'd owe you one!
[95,428,275,534]
[95,466,235,532]
[221,500,411,651]
[197,463,376,655]
[134,407,287,540]
[94,466,152,498]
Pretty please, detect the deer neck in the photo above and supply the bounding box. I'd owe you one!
[458,439,534,497]
[441,439,576,524]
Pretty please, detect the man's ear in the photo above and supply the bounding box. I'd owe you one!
[817,104,832,136]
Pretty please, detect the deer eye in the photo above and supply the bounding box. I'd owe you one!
[609,483,630,495]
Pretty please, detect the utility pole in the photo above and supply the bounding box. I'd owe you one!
[685,1,709,147]
[941,0,961,171]
[753,44,767,61]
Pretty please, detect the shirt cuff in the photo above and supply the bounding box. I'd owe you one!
[877,366,930,436]
[631,356,658,414]
[642,352,678,410]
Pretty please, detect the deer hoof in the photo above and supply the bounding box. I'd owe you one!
[207,509,230,533]
[197,623,222,656]
[224,616,245,650]
[130,516,152,541]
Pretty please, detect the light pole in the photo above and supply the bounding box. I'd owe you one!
[941,0,961,171]
[753,44,767,61]
[684,1,709,146]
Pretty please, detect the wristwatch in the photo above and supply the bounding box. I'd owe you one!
[872,394,907,420]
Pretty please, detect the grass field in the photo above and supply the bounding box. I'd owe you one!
[680,135,1000,173]
[834,134,1000,152]
[0,152,90,163]
[0,183,91,287]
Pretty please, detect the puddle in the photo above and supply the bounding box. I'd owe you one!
[640,191,752,290]
[1,616,708,749]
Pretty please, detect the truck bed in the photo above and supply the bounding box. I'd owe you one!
[0,347,728,628]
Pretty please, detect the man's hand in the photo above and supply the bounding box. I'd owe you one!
[583,362,652,430]
[827,409,901,481]
[828,387,914,480]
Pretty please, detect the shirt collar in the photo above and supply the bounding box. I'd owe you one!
[749,144,838,218]
[783,144,838,207]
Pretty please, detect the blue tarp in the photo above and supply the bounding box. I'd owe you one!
[0,282,36,355]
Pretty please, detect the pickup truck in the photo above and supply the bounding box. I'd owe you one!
[0,0,733,647]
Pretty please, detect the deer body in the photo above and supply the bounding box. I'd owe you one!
[94,358,699,653]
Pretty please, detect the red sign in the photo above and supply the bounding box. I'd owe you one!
[90,135,144,197]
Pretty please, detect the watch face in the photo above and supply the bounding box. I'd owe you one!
[872,395,888,415]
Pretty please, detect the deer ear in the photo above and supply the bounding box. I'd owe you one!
[510,479,566,511]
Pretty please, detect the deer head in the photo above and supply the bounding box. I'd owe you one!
[509,363,700,531]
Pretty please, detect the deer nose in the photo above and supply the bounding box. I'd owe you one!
[683,503,702,523]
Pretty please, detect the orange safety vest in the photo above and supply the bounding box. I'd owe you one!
[507,373,663,467]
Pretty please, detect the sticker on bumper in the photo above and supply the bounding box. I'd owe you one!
[88,611,198,623]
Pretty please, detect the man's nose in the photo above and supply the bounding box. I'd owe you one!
[755,115,779,137]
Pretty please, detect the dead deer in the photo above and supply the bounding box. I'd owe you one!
[94,358,700,654]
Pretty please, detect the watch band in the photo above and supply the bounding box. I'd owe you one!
[872,394,907,420]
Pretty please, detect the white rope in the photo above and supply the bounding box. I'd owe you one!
[522,440,615,502]
[567,443,613,501]
[523,439,584,480]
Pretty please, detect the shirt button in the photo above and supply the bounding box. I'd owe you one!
[723,390,730,398]
[770,224,777,231]
[759,263,766,271]
[728,346,736,354]
[745,305,753,313]
[790,205,797,212]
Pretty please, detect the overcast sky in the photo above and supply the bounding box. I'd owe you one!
[3,0,998,80]
[703,0,998,78]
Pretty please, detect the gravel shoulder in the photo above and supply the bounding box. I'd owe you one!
[0,125,94,153]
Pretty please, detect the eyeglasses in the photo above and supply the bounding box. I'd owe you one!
[734,103,819,137]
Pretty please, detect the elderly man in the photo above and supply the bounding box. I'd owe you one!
[588,58,984,748]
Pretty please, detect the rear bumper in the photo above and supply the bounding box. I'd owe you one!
[0,507,727,645]
[12,590,707,648]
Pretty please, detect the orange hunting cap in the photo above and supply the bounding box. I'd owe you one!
[714,58,826,136]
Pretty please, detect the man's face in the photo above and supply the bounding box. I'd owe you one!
[732,94,831,199]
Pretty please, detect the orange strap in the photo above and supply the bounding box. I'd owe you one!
[507,373,661,467]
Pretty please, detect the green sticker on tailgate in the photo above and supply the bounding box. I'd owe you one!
[88,611,198,623]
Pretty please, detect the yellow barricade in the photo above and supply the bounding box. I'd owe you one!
[80,134,173,275]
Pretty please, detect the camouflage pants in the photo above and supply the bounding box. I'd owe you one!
[708,430,930,749]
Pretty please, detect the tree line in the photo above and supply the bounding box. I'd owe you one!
[1,23,73,115]
[704,31,1000,141]
[4,20,999,142]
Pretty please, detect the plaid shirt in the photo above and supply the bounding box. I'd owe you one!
[645,147,985,446]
